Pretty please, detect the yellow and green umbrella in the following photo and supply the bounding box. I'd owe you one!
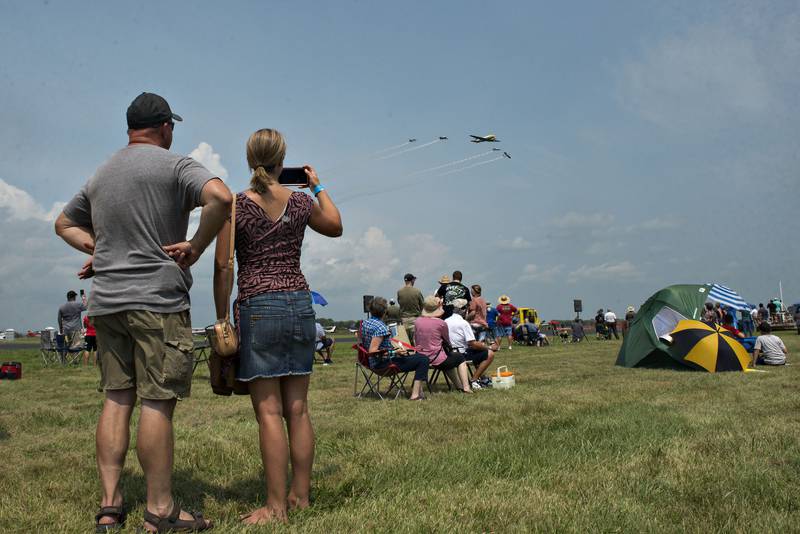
[664,320,750,372]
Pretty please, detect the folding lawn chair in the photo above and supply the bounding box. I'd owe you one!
[192,338,211,373]
[427,364,453,393]
[56,333,84,365]
[352,344,409,400]
[40,330,60,367]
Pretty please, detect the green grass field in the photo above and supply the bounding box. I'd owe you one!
[1,334,799,533]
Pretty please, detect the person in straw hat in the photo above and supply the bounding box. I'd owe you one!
[495,295,518,350]
[414,295,473,393]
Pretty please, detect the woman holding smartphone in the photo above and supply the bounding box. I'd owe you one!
[213,128,342,524]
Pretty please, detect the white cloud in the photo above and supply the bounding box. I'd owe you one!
[189,142,228,180]
[499,236,532,250]
[620,25,771,129]
[550,212,614,229]
[0,178,65,222]
[567,261,642,283]
[634,217,682,231]
[518,263,561,283]
[301,226,399,291]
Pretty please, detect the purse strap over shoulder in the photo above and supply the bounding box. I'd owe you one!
[224,196,236,322]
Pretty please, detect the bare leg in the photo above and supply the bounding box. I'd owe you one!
[457,362,472,392]
[281,375,314,510]
[96,388,136,526]
[243,378,289,524]
[507,335,513,349]
[139,398,210,531]
[409,379,424,400]
[472,351,495,381]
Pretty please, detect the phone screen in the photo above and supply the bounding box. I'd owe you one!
[278,167,308,186]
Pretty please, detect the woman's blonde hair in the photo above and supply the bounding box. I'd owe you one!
[247,128,286,193]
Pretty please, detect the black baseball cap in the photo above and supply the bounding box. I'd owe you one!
[404,273,416,281]
[126,92,183,129]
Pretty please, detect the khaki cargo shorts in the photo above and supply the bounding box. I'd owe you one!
[92,310,194,400]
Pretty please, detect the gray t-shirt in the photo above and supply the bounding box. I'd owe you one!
[63,144,215,316]
[754,334,787,365]
[58,300,86,333]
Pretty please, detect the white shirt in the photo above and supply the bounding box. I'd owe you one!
[445,313,475,351]
[604,311,617,324]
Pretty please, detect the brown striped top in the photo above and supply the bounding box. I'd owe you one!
[234,191,314,301]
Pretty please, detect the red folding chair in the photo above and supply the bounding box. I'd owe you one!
[352,344,409,400]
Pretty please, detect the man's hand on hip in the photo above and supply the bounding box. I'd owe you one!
[163,241,199,270]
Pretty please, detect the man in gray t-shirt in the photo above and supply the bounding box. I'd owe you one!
[55,92,230,531]
[58,290,87,335]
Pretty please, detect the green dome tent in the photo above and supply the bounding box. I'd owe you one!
[615,284,711,368]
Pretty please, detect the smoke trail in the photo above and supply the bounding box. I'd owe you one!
[376,139,441,160]
[435,156,505,177]
[322,140,415,175]
[407,150,495,176]
[337,154,506,204]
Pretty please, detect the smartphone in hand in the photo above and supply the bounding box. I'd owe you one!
[278,167,309,186]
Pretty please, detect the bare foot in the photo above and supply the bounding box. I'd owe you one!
[240,506,287,525]
[288,493,310,510]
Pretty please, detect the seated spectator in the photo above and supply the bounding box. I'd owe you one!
[515,321,541,346]
[360,297,429,400]
[720,315,744,339]
[446,299,496,390]
[571,319,586,342]
[752,322,788,366]
[315,322,335,365]
[415,296,473,393]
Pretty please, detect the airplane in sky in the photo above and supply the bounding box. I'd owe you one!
[470,134,499,143]
[439,136,448,140]
[408,138,417,143]
[492,148,501,151]
[503,152,511,159]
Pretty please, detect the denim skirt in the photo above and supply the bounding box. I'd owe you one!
[237,290,316,380]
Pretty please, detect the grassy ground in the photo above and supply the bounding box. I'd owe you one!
[1,334,798,533]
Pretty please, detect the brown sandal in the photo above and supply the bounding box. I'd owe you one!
[95,505,126,533]
[142,502,212,532]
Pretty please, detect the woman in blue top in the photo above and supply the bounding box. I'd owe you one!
[360,297,429,400]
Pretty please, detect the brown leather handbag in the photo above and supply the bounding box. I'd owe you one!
[207,198,239,357]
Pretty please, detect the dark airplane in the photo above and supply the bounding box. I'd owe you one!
[408,138,417,143]
[492,148,501,151]
[470,134,499,143]
[503,152,512,159]
[439,136,448,140]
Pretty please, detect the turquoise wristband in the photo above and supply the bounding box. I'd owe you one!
[312,184,326,196]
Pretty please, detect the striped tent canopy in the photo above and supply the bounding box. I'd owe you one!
[707,284,751,311]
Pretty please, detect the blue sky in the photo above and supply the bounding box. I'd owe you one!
[1,0,798,328]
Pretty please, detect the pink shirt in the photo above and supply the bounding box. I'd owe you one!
[469,297,488,327]
[413,316,450,366]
